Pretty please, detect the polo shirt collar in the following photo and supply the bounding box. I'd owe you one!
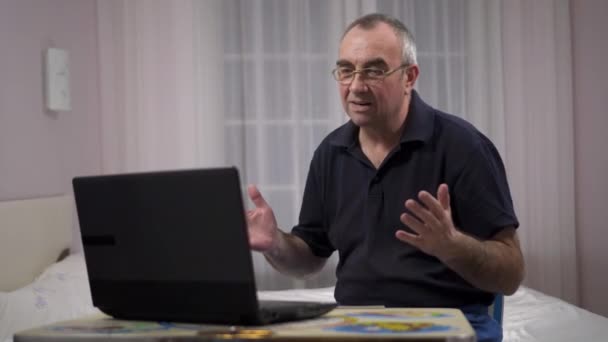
[399,90,435,145]
[330,90,435,148]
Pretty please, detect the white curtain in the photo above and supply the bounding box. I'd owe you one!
[96,0,578,303]
[97,0,225,172]
[500,0,577,305]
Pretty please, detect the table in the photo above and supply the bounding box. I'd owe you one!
[14,307,476,341]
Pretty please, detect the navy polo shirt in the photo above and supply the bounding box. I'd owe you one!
[291,90,519,308]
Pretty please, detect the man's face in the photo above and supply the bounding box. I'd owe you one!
[337,23,413,129]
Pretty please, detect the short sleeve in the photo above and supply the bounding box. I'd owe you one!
[451,137,519,239]
[291,153,335,258]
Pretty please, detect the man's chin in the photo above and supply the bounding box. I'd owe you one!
[347,114,373,127]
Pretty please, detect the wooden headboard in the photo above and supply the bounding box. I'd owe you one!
[0,195,73,291]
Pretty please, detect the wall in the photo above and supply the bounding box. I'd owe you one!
[571,0,608,317]
[0,0,101,201]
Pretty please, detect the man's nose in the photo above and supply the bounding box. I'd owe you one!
[349,73,368,93]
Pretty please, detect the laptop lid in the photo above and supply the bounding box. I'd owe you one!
[73,167,267,324]
[73,167,337,325]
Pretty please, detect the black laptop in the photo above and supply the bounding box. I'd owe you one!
[72,167,336,325]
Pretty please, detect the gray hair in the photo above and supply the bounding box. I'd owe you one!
[342,13,418,66]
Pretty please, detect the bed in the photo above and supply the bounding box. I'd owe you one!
[0,195,102,342]
[2,196,608,342]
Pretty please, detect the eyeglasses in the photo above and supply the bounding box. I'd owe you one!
[331,64,409,85]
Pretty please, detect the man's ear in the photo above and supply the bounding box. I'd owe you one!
[404,64,420,92]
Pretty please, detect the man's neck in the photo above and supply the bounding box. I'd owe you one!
[358,124,403,152]
[359,97,410,151]
[358,100,410,168]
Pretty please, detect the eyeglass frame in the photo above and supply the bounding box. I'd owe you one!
[331,63,410,85]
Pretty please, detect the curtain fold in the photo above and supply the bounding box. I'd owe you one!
[501,0,577,304]
[97,0,225,173]
[465,0,506,156]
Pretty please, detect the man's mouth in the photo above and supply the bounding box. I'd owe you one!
[350,101,372,108]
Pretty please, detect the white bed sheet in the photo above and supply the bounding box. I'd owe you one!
[3,254,608,342]
[503,286,608,341]
[0,254,101,342]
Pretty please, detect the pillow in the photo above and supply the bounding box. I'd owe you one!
[0,253,100,342]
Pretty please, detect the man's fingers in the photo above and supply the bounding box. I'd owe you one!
[405,199,441,228]
[418,191,445,219]
[247,184,268,209]
[400,212,427,235]
[395,229,421,246]
[438,184,450,210]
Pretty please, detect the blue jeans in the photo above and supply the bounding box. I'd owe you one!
[461,305,502,342]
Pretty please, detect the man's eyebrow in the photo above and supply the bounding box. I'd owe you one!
[336,59,353,67]
[362,58,388,68]
[335,58,389,68]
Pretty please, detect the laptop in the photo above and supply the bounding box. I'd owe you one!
[72,167,337,325]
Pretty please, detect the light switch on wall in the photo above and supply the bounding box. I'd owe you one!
[45,48,71,112]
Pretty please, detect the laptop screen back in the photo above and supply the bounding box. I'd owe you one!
[73,167,260,322]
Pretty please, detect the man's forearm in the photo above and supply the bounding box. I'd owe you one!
[263,230,327,278]
[440,227,524,295]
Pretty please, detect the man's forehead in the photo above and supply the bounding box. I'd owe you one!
[339,24,401,61]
